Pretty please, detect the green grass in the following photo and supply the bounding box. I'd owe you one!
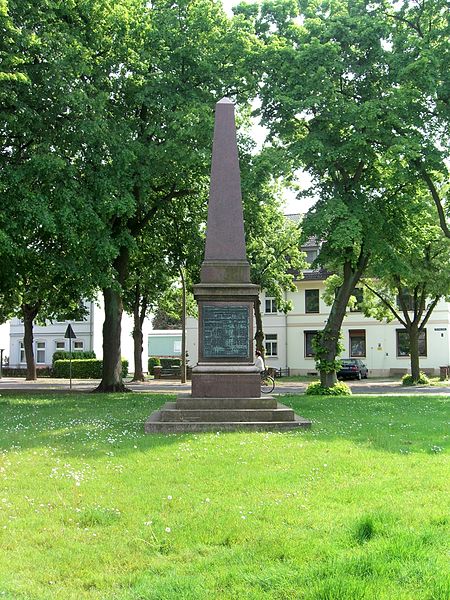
[0,391,448,600]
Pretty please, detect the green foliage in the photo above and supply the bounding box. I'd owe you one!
[160,358,181,369]
[305,381,351,396]
[147,356,161,375]
[402,372,430,386]
[1,367,52,378]
[53,359,128,379]
[52,350,96,366]
[312,331,344,373]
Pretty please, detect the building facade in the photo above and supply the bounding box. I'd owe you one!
[6,281,450,377]
[8,298,151,374]
[185,276,450,377]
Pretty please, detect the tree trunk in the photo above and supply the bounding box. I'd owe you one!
[131,287,145,382]
[94,247,129,393]
[180,266,187,384]
[22,304,39,381]
[408,325,421,382]
[318,255,368,387]
[254,297,264,355]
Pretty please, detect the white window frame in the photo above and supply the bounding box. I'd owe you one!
[173,340,182,355]
[265,334,278,357]
[36,341,46,364]
[19,341,25,364]
[55,340,66,351]
[73,340,84,351]
[265,297,277,314]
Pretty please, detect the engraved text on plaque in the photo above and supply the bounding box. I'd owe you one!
[202,304,249,358]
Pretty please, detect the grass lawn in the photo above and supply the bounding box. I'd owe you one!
[0,391,448,600]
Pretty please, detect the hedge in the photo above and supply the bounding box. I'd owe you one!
[160,357,181,369]
[53,359,128,379]
[52,350,96,366]
[1,367,53,378]
[148,356,161,375]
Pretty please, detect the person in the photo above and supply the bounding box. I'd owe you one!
[255,350,265,374]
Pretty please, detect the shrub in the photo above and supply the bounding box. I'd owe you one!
[148,356,161,375]
[52,350,95,366]
[53,359,128,379]
[305,381,352,396]
[160,357,181,369]
[402,372,430,386]
[1,367,53,378]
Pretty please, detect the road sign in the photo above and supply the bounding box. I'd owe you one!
[64,324,77,339]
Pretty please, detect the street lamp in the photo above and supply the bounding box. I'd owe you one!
[0,349,4,379]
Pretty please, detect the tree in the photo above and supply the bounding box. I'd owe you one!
[122,226,177,382]
[376,0,450,238]
[241,148,306,353]
[77,0,258,391]
[242,0,449,386]
[0,0,115,377]
[360,205,450,382]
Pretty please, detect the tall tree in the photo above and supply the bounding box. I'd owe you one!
[241,148,306,353]
[377,0,450,237]
[80,0,258,391]
[244,0,449,386]
[0,0,114,377]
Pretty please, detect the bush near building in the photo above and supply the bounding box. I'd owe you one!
[53,359,128,379]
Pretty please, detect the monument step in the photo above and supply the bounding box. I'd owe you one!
[145,413,312,433]
[160,405,295,423]
[176,395,277,410]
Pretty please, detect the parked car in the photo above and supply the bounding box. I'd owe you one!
[337,358,368,380]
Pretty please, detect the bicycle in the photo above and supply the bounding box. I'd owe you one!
[261,371,275,394]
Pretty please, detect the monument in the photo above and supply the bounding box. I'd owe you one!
[145,98,311,432]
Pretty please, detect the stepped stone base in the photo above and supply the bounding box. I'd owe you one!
[145,395,312,433]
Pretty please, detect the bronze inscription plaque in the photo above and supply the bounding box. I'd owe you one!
[202,304,249,358]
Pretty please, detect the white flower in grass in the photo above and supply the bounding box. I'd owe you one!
[144,521,153,526]
[165,527,171,533]
[205,498,210,503]
[167,495,172,500]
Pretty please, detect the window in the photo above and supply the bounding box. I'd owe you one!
[265,334,278,357]
[73,341,84,351]
[265,298,277,314]
[36,342,46,364]
[305,289,320,313]
[305,249,318,266]
[304,330,318,357]
[349,330,366,357]
[350,288,364,312]
[173,340,181,354]
[396,292,414,311]
[396,329,427,357]
[19,342,25,364]
[55,341,65,351]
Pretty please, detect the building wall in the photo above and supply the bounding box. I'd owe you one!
[184,281,450,376]
[8,298,152,374]
[148,331,182,358]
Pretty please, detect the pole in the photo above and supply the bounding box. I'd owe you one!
[0,349,3,379]
[69,337,72,391]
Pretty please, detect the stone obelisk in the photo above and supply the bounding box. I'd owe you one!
[145,98,311,432]
[191,98,261,398]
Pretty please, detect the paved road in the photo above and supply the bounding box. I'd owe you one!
[0,377,449,395]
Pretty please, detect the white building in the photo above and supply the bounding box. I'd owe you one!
[7,298,151,374]
[6,270,450,377]
[186,275,450,377]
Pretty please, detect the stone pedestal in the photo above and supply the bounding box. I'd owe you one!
[145,97,311,434]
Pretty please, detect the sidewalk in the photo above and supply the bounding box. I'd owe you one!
[1,376,449,395]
